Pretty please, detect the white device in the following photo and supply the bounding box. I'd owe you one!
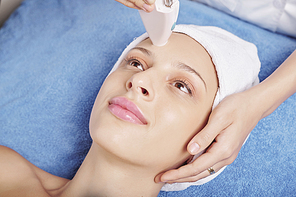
[139,0,179,46]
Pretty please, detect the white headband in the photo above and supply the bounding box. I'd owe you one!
[108,24,261,191]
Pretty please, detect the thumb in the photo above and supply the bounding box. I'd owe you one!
[187,114,227,155]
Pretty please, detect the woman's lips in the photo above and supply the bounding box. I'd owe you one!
[108,97,147,125]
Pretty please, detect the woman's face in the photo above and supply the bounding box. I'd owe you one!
[90,33,218,172]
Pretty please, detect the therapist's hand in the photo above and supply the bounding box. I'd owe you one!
[116,0,155,12]
[155,50,296,183]
[155,90,262,183]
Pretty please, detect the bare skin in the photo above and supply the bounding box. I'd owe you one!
[115,0,155,12]
[0,145,69,197]
[0,33,218,197]
[157,49,296,183]
[115,0,296,184]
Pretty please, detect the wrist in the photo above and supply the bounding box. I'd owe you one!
[244,50,296,119]
[242,83,269,119]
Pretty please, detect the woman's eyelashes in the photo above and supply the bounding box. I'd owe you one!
[124,56,194,97]
[171,79,193,96]
[125,57,145,71]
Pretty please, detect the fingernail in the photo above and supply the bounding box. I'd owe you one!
[143,3,153,12]
[155,173,165,183]
[154,175,161,183]
[189,142,200,154]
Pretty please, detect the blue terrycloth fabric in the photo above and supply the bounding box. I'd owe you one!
[0,0,295,196]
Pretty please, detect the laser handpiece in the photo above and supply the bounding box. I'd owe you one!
[139,0,180,46]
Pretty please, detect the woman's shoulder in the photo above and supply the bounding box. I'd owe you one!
[0,145,69,197]
[0,145,34,180]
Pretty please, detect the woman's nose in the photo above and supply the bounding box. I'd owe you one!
[126,73,155,101]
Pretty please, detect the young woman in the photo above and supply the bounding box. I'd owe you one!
[0,25,260,196]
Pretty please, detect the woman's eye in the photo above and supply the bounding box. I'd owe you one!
[128,59,144,71]
[172,81,192,95]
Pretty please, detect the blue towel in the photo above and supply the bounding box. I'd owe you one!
[0,0,295,196]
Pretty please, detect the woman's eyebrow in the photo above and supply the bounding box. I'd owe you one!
[175,62,207,91]
[131,47,152,56]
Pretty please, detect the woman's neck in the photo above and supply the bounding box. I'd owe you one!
[59,143,164,197]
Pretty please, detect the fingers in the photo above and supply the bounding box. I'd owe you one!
[155,93,257,184]
[187,108,233,155]
[165,162,224,183]
[165,145,238,183]
[116,0,137,9]
[157,135,240,183]
[158,145,224,182]
[116,0,155,12]
[157,150,231,183]
[143,0,156,5]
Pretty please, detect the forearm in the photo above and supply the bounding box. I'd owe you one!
[247,50,296,119]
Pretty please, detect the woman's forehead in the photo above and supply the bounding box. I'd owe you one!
[134,33,214,73]
[136,33,209,60]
